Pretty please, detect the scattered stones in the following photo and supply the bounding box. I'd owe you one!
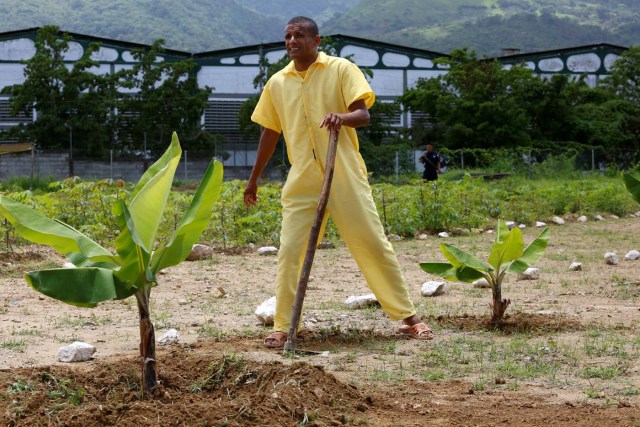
[604,252,619,265]
[158,329,180,346]
[257,246,278,255]
[420,281,446,297]
[594,214,604,221]
[624,250,640,261]
[610,215,619,219]
[345,294,380,309]
[417,233,428,240]
[255,296,276,325]
[535,221,547,228]
[438,232,449,238]
[552,216,565,225]
[58,341,96,363]
[472,278,491,289]
[577,215,588,222]
[187,244,213,261]
[518,224,526,229]
[517,267,540,280]
[387,234,402,241]
[505,221,515,230]
[569,262,582,271]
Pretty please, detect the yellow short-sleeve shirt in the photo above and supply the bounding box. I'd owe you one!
[251,52,375,166]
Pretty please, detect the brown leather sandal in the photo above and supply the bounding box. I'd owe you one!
[398,323,434,340]
[263,331,287,348]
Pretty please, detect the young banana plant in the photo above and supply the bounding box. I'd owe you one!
[0,132,223,395]
[419,220,550,325]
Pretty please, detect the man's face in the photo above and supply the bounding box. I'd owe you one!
[284,22,320,66]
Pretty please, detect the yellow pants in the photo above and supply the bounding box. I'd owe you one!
[273,146,417,332]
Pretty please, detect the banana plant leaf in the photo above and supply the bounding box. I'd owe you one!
[125,134,181,253]
[26,267,135,307]
[0,195,117,267]
[151,158,223,273]
[488,225,524,271]
[441,243,492,272]
[508,227,550,273]
[623,173,640,205]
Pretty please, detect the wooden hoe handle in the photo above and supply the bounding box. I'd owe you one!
[284,130,339,352]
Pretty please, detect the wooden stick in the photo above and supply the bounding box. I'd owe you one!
[284,130,339,352]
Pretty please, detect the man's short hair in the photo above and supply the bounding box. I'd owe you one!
[287,16,319,36]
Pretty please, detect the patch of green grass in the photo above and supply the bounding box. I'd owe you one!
[197,324,227,339]
[11,327,44,337]
[1,338,28,352]
[152,310,174,330]
[54,313,113,329]
[580,365,624,379]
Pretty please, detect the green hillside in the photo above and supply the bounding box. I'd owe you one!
[0,0,637,55]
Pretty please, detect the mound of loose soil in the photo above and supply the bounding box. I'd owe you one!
[1,341,638,427]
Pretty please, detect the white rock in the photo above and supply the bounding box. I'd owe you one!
[569,262,582,271]
[158,329,180,346]
[594,214,604,221]
[535,221,547,228]
[604,252,619,265]
[485,229,494,234]
[420,281,446,297]
[187,244,213,261]
[577,215,588,222]
[387,234,402,241]
[517,267,540,280]
[518,224,526,229]
[58,341,96,363]
[62,262,75,268]
[610,215,619,219]
[255,296,276,325]
[552,216,565,225]
[417,233,428,240]
[472,278,491,289]
[345,294,379,309]
[438,232,449,238]
[624,250,640,261]
[505,221,516,230]
[257,246,278,255]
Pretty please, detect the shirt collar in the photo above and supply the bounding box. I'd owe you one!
[283,51,329,76]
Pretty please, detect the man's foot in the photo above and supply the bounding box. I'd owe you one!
[398,323,434,340]
[263,331,287,348]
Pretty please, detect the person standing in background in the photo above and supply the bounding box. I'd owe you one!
[420,144,441,181]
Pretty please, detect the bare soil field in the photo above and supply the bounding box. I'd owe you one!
[1,217,639,426]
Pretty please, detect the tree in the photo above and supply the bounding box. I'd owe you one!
[603,46,640,103]
[117,40,213,155]
[400,49,538,150]
[4,26,117,157]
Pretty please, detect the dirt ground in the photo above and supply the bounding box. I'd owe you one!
[1,216,639,426]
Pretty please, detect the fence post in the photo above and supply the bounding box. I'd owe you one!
[394,151,399,181]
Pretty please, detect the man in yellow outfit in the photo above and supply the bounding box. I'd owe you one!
[244,16,434,348]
